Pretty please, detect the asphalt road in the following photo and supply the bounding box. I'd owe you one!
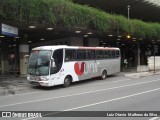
[0,74,160,120]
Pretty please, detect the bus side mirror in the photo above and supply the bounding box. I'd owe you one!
[51,59,56,67]
[24,55,29,64]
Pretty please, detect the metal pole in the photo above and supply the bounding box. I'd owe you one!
[154,44,155,73]
[127,5,130,72]
[127,5,130,20]
[130,58,132,72]
[137,42,140,66]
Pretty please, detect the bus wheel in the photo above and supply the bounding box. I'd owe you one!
[63,76,71,87]
[101,70,107,80]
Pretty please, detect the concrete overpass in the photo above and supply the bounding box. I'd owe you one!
[73,0,160,22]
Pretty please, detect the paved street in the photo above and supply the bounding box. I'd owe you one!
[0,74,160,120]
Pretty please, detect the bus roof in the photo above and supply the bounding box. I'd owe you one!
[32,45,120,51]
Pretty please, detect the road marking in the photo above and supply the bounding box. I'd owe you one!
[22,87,160,120]
[149,117,160,120]
[63,87,160,111]
[72,78,131,88]
[0,79,160,108]
[1,79,130,97]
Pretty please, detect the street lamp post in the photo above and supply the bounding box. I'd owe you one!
[127,5,132,71]
[127,5,130,20]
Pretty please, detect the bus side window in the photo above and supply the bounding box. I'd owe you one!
[116,50,120,58]
[104,50,109,59]
[96,50,104,59]
[77,50,86,60]
[86,50,95,59]
[110,51,116,59]
[65,49,76,61]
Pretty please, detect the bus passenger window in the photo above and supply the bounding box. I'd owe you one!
[104,51,109,59]
[86,50,95,59]
[116,51,120,58]
[65,49,76,61]
[110,51,116,59]
[96,50,104,59]
[77,50,86,60]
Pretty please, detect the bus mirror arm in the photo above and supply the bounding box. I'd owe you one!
[24,55,29,64]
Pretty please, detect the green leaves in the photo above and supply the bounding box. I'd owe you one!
[0,0,160,39]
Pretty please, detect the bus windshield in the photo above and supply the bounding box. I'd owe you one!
[27,50,52,76]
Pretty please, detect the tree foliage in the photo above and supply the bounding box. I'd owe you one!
[0,0,160,39]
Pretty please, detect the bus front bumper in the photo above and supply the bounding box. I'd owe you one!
[28,80,50,87]
[27,75,51,87]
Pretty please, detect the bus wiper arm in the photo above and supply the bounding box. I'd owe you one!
[35,61,40,75]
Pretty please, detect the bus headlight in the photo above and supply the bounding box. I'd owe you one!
[40,77,49,81]
[27,74,30,80]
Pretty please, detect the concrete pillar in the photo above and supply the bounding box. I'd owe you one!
[1,49,9,74]
[19,34,29,77]
[19,44,29,77]
[1,60,9,74]
[0,53,1,74]
[137,42,140,66]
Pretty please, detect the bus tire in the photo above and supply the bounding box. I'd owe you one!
[63,76,72,87]
[101,70,107,80]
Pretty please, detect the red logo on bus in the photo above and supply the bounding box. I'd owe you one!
[74,62,85,76]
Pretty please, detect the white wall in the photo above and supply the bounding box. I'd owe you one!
[148,56,160,70]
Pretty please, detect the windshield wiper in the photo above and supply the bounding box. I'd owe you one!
[29,68,35,75]
[28,63,38,75]
[35,61,40,76]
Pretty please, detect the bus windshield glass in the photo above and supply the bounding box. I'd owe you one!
[27,50,52,76]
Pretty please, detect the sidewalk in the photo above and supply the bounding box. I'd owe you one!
[123,71,160,78]
[0,76,31,96]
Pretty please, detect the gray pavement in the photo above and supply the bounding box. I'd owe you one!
[0,74,160,120]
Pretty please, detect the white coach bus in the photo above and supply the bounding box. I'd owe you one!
[27,45,120,87]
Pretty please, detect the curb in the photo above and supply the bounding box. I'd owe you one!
[124,71,160,78]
